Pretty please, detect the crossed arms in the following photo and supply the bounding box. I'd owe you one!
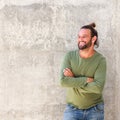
[60,56,106,94]
[63,68,93,83]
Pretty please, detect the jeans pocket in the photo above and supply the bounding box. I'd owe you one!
[94,103,104,112]
[64,104,77,113]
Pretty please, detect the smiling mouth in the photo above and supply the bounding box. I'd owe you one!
[79,41,86,46]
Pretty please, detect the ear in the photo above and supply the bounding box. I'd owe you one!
[92,36,97,44]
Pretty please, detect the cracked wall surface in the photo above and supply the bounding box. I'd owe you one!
[0,0,119,120]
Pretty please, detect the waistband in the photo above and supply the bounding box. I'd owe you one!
[67,102,104,110]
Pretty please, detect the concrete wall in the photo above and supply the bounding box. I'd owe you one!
[0,0,119,120]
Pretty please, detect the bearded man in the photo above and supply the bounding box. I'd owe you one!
[60,23,107,120]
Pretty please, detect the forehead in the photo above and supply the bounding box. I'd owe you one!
[78,29,91,36]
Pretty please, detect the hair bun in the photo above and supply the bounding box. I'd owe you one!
[89,22,96,28]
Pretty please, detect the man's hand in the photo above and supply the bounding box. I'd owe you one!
[63,68,74,77]
[86,77,94,83]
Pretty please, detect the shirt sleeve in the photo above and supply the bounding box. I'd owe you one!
[60,52,88,88]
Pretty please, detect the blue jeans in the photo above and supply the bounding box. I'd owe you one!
[63,103,104,120]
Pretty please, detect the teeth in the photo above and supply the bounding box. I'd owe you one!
[80,42,85,46]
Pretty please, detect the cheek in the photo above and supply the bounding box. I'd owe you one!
[77,39,80,43]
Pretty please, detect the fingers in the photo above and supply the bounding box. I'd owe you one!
[63,68,71,74]
[86,77,94,83]
[63,68,74,77]
[65,68,71,72]
[63,68,70,75]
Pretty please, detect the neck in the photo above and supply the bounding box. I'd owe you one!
[79,47,95,58]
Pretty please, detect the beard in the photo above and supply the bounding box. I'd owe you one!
[78,39,92,50]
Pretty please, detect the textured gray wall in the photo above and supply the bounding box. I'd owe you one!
[0,0,119,120]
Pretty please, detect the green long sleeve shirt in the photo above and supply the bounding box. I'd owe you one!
[60,50,106,109]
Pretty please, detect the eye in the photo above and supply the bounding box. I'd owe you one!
[82,36,86,39]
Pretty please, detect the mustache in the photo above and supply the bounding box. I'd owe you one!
[78,41,86,43]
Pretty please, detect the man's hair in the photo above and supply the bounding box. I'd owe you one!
[81,23,99,48]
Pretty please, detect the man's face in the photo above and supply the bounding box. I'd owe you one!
[77,29,92,50]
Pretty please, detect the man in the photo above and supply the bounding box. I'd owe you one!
[60,23,106,120]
